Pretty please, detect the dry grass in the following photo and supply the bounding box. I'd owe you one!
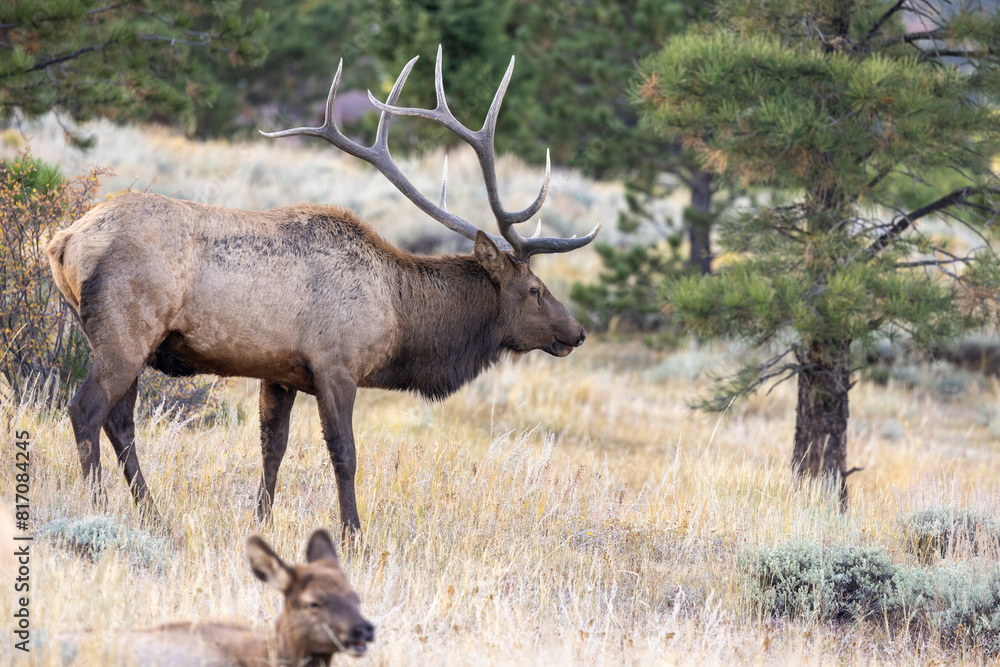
[2,342,999,665]
[0,119,998,665]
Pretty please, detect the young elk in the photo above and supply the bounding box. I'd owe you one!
[93,530,374,666]
[47,46,600,535]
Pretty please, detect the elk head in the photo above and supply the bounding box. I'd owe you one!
[246,530,375,659]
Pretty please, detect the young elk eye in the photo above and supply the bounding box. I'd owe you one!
[529,287,540,297]
[308,600,323,610]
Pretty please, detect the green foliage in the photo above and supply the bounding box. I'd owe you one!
[358,0,526,154]
[1,155,63,197]
[361,0,715,204]
[899,507,1000,563]
[0,0,268,139]
[635,0,1000,415]
[570,239,684,333]
[746,538,1000,654]
[744,541,897,620]
[187,0,377,137]
[512,0,704,178]
[44,515,166,567]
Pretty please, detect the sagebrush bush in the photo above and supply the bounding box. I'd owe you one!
[747,540,1000,655]
[899,507,1000,562]
[893,563,1000,654]
[43,515,166,567]
[743,541,897,620]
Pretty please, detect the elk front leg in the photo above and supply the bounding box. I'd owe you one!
[256,381,297,522]
[315,374,360,538]
[103,377,159,523]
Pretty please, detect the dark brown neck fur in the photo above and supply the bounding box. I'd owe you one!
[366,252,508,400]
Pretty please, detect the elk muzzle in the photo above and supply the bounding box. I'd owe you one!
[545,322,586,357]
[342,620,375,656]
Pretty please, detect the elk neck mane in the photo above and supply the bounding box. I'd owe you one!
[368,235,511,401]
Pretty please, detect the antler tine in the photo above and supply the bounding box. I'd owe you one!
[520,220,603,258]
[480,55,515,145]
[373,56,420,151]
[260,60,353,148]
[434,44,451,116]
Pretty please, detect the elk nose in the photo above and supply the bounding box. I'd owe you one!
[350,621,375,644]
[575,330,587,347]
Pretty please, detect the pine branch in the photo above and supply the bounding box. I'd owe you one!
[882,28,945,46]
[894,256,974,268]
[22,45,105,74]
[868,186,999,254]
[865,0,907,42]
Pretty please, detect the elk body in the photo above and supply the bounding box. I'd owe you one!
[47,47,599,533]
[71,530,374,666]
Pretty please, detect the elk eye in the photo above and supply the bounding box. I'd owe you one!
[308,601,323,610]
[529,287,540,297]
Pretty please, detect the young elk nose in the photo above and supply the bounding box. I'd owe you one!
[575,330,587,347]
[350,621,375,644]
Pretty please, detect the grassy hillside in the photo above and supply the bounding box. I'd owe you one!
[1,119,999,665]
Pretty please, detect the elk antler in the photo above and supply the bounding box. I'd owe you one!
[261,45,600,263]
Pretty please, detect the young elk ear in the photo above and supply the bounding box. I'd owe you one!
[305,529,340,567]
[474,231,512,284]
[246,536,295,592]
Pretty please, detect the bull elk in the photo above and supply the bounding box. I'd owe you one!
[47,46,600,534]
[75,529,374,665]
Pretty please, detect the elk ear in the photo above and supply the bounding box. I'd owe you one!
[246,536,295,592]
[474,231,511,283]
[305,529,340,567]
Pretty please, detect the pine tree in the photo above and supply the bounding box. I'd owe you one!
[636,0,1000,500]
[0,0,267,140]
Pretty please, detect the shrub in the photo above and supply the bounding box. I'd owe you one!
[743,541,897,621]
[893,563,1000,655]
[43,515,166,567]
[0,150,106,399]
[745,539,1000,655]
[899,507,1000,563]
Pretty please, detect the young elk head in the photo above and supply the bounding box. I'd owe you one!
[247,529,375,660]
[263,44,599,362]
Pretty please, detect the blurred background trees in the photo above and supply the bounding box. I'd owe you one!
[1,0,268,145]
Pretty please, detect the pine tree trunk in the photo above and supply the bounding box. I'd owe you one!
[792,339,852,506]
[686,170,713,275]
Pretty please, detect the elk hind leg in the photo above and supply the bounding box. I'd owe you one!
[256,381,297,523]
[69,356,145,507]
[103,376,160,523]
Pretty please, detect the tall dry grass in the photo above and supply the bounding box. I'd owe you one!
[0,118,998,665]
